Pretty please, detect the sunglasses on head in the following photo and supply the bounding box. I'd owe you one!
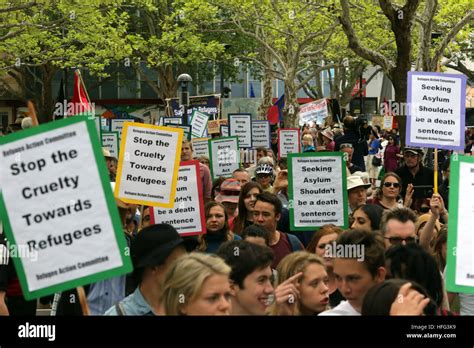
[384,236,418,245]
[383,182,400,188]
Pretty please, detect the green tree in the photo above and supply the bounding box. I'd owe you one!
[339,0,473,145]
[214,0,339,127]
[0,1,131,122]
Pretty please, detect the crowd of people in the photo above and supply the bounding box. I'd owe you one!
[1,115,473,317]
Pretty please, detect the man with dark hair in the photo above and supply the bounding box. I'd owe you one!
[105,224,194,315]
[395,147,440,210]
[334,116,368,171]
[319,229,386,315]
[216,240,275,315]
[253,192,303,268]
[379,207,418,250]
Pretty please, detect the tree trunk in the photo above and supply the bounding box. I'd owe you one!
[40,64,56,123]
[283,73,299,128]
[258,70,273,120]
[391,67,408,147]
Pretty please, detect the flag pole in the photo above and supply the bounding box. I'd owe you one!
[75,69,92,110]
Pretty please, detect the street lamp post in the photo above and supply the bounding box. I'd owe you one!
[177,73,192,126]
[220,44,231,99]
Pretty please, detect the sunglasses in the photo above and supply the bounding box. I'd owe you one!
[383,182,400,188]
[384,236,418,245]
[340,143,353,149]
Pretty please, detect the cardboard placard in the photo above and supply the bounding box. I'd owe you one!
[251,120,271,149]
[0,117,132,299]
[162,117,182,126]
[208,119,227,134]
[101,131,120,159]
[229,113,252,148]
[220,125,229,137]
[446,154,474,293]
[407,72,466,150]
[190,111,209,139]
[288,152,348,231]
[150,160,206,236]
[299,98,328,126]
[278,128,300,159]
[110,118,134,142]
[174,125,191,141]
[383,115,393,130]
[208,137,240,180]
[114,123,183,207]
[192,138,210,158]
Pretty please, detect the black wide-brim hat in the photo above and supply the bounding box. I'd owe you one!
[131,223,197,269]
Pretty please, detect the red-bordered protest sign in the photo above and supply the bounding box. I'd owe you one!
[150,160,206,236]
[278,128,300,159]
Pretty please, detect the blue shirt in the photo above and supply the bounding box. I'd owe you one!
[104,287,155,316]
[368,138,381,155]
[87,276,126,315]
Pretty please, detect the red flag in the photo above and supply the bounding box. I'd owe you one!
[267,94,285,125]
[70,69,91,115]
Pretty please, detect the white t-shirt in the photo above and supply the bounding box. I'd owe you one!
[318,300,360,316]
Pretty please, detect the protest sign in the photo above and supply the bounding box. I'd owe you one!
[208,119,227,134]
[174,125,191,141]
[446,154,474,293]
[229,113,252,148]
[288,152,348,231]
[162,117,182,126]
[101,117,108,130]
[94,116,102,140]
[383,115,393,130]
[110,118,134,142]
[299,98,328,126]
[407,72,466,150]
[208,137,240,180]
[192,138,210,158]
[252,120,271,149]
[220,125,229,137]
[150,160,206,236]
[278,128,300,159]
[0,117,132,299]
[168,95,219,122]
[115,123,183,207]
[190,111,209,139]
[101,131,120,159]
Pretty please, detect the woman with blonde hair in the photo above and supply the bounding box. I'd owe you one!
[268,251,329,316]
[162,253,232,315]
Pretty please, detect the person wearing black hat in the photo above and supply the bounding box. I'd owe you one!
[395,147,441,211]
[105,224,194,315]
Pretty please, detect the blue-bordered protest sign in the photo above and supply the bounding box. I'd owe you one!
[229,113,252,148]
[406,71,466,150]
[252,120,271,149]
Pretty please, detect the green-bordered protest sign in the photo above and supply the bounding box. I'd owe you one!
[0,117,132,300]
[101,131,120,158]
[190,111,209,139]
[208,137,240,180]
[288,152,348,231]
[446,154,474,294]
